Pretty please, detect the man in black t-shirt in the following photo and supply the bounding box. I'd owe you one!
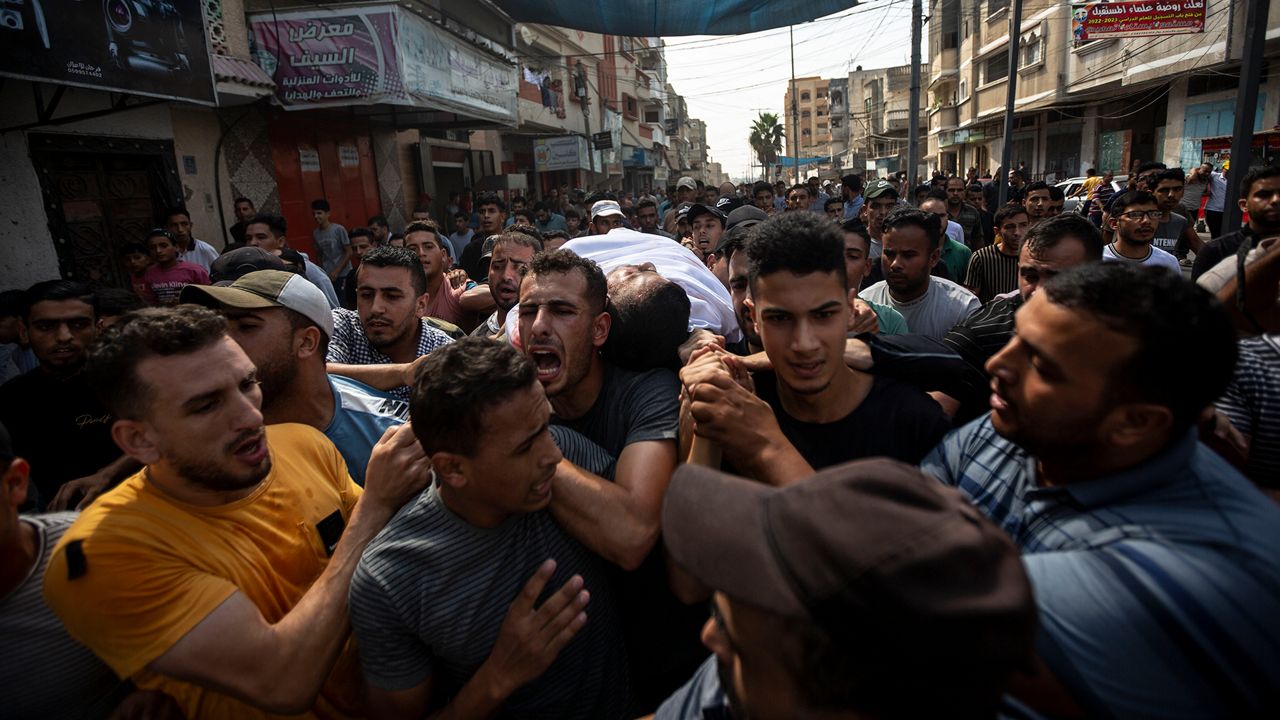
[682,212,952,487]
[0,281,135,510]
[517,250,694,710]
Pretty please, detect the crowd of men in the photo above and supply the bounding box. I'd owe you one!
[1,159,1278,720]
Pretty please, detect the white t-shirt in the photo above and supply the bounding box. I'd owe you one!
[859,276,982,340]
[1102,243,1182,275]
[179,238,220,272]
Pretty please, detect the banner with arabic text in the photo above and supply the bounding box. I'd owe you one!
[1071,1,1206,42]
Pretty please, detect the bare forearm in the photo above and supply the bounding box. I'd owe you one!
[737,439,814,487]
[549,461,657,571]
[460,285,496,314]
[328,363,410,391]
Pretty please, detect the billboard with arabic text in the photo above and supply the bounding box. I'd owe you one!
[1071,0,1207,42]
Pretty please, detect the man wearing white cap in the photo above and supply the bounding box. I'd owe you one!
[663,177,699,233]
[590,200,626,235]
[182,271,408,485]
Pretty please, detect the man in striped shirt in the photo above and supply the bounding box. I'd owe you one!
[922,263,1280,718]
[964,203,1029,303]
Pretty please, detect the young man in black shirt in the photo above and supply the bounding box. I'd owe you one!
[681,212,952,486]
[1192,165,1280,280]
[0,281,135,510]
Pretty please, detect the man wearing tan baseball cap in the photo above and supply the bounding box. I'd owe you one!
[655,458,1036,720]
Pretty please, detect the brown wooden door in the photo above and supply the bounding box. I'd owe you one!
[30,134,182,288]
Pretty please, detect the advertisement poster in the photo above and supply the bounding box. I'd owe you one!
[250,6,517,124]
[251,9,405,108]
[534,136,589,172]
[0,0,215,103]
[1071,1,1206,42]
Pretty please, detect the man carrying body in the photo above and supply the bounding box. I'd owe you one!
[311,199,352,284]
[138,229,211,305]
[922,263,1280,718]
[471,230,541,338]
[165,207,219,271]
[944,176,985,248]
[349,338,631,719]
[1103,191,1182,274]
[636,198,675,239]
[1192,165,1280,280]
[183,271,408,485]
[243,214,341,308]
[43,305,430,719]
[326,246,456,400]
[965,203,1030,303]
[403,222,493,331]
[681,212,952,483]
[861,208,980,339]
[589,199,626,235]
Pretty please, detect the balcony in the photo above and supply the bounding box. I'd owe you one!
[928,104,958,133]
[929,48,959,89]
[885,108,927,132]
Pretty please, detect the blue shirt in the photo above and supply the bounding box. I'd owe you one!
[323,375,408,485]
[536,213,568,235]
[844,195,864,220]
[655,655,729,720]
[921,418,1280,718]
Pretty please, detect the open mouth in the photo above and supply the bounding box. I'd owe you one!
[790,359,824,378]
[231,431,268,465]
[529,347,563,383]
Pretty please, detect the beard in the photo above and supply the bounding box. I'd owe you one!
[172,437,273,493]
[254,344,298,407]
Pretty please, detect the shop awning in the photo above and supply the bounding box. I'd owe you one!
[491,0,860,36]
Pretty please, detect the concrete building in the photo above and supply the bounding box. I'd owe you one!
[925,0,1280,181]
[783,76,832,177]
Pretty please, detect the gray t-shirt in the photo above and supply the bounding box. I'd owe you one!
[349,482,630,718]
[0,513,125,719]
[860,276,982,341]
[552,362,680,459]
[1152,212,1188,255]
[313,224,351,275]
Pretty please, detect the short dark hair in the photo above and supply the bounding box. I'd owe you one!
[1110,190,1159,215]
[746,212,846,291]
[1239,165,1280,199]
[1154,168,1185,185]
[165,207,191,221]
[0,290,24,318]
[95,288,145,318]
[311,199,331,212]
[841,174,863,191]
[368,215,388,227]
[1136,161,1167,174]
[247,214,287,237]
[514,208,537,225]
[475,192,506,212]
[604,275,691,372]
[945,176,967,188]
[533,201,550,213]
[636,198,657,211]
[824,197,843,211]
[409,337,536,457]
[1023,214,1103,261]
[528,250,607,314]
[493,229,544,254]
[404,221,438,238]
[234,196,254,207]
[453,211,470,222]
[87,305,228,419]
[924,190,948,203]
[882,207,942,249]
[840,218,872,253]
[789,184,810,197]
[22,280,96,320]
[564,207,581,220]
[358,245,428,296]
[1047,185,1066,202]
[120,241,149,256]
[1086,168,1097,175]
[1024,180,1051,195]
[350,227,375,242]
[752,181,774,196]
[994,203,1029,227]
[1042,263,1236,434]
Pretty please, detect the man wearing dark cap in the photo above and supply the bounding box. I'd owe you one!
[685,203,726,260]
[209,246,289,284]
[182,271,408,485]
[859,179,900,269]
[655,458,1036,720]
[664,177,699,232]
[707,206,767,290]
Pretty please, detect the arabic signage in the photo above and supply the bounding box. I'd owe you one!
[1071,1,1206,42]
[533,136,590,172]
[0,0,215,104]
[592,131,613,150]
[249,5,517,124]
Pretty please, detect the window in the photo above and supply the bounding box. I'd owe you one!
[831,118,842,128]
[644,108,661,124]
[982,54,1008,85]
[987,0,1009,17]
[1020,32,1043,68]
[959,79,968,101]
[801,91,811,101]
[623,94,639,120]
[802,128,811,136]
[802,110,811,119]
[817,110,826,117]
[943,31,959,50]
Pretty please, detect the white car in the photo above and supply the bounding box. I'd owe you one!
[1056,175,1127,214]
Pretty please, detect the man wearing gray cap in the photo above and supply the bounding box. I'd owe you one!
[664,177,699,233]
[655,458,1036,720]
[589,199,626,235]
[182,271,408,485]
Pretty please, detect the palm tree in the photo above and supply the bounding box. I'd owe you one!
[749,112,785,181]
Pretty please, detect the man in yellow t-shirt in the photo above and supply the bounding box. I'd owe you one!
[1073,169,1104,200]
[43,305,431,719]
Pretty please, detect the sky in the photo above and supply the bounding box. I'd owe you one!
[662,1,919,182]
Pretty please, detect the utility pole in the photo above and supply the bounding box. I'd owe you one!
[790,25,799,185]
[908,0,922,186]
[1224,0,1270,233]
[997,0,1023,207]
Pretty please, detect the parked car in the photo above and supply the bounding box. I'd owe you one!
[1057,175,1128,215]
